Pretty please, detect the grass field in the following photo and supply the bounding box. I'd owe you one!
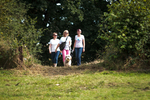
[0,65,150,100]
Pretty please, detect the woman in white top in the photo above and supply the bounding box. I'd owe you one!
[55,30,72,66]
[73,29,85,66]
[49,32,60,67]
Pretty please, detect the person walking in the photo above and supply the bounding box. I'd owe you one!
[49,32,60,67]
[73,29,85,66]
[55,30,72,66]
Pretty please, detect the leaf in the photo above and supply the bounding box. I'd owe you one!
[120,45,125,49]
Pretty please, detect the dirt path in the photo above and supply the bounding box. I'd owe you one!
[11,59,150,76]
[13,60,104,76]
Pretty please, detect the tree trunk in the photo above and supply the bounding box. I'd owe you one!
[18,46,23,62]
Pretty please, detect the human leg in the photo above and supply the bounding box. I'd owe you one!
[78,48,83,65]
[51,52,55,63]
[52,51,60,67]
[75,48,79,66]
[62,49,66,65]
[51,52,55,66]
[66,50,70,55]
[55,51,60,63]
[54,51,60,67]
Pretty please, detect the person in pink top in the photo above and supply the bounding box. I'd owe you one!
[55,30,72,66]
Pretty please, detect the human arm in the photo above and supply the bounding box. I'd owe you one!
[69,37,72,48]
[82,38,85,52]
[73,40,76,51]
[49,44,52,54]
[55,44,60,52]
[55,38,61,52]
[69,38,72,47]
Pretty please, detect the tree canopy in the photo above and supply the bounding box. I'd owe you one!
[2,0,149,68]
[22,0,109,65]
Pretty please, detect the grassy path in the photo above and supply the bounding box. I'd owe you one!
[0,64,150,100]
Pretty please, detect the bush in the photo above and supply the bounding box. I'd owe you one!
[0,39,18,69]
[23,47,41,67]
[99,0,150,69]
[0,0,43,69]
[0,39,41,69]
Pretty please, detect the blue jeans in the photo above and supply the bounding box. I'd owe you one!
[75,48,83,66]
[51,51,60,64]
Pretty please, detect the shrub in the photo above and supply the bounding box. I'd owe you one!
[99,0,150,69]
[0,39,41,69]
[0,0,43,68]
[0,39,18,69]
[23,46,41,67]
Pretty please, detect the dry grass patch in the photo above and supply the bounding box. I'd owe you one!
[12,61,105,77]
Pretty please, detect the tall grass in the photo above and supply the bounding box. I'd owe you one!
[99,45,150,70]
[0,39,18,69]
[0,39,41,69]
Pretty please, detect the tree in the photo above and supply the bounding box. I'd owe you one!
[0,0,43,68]
[100,0,150,63]
[23,0,109,65]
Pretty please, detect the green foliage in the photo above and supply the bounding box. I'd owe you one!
[0,0,43,54]
[23,0,109,65]
[100,0,150,62]
[0,0,43,68]
[23,47,41,67]
[0,39,18,69]
[63,0,84,21]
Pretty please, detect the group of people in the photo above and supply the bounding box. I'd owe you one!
[49,29,85,67]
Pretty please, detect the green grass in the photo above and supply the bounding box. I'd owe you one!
[0,69,150,100]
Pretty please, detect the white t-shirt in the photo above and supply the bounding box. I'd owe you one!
[59,36,71,50]
[75,35,85,48]
[49,39,60,52]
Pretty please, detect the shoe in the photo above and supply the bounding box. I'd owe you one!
[54,63,57,67]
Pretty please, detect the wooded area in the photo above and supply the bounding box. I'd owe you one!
[0,0,150,68]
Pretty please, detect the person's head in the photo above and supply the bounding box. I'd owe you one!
[77,29,82,35]
[53,32,57,39]
[63,30,69,37]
